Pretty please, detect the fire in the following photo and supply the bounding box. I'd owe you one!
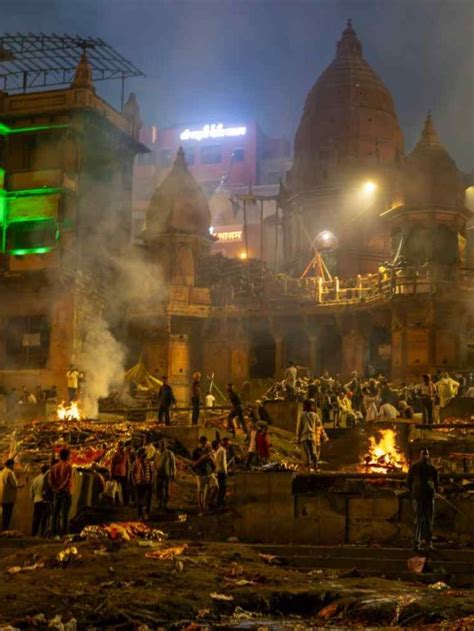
[57,401,81,421]
[362,429,407,473]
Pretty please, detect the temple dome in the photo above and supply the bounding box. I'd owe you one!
[288,19,404,190]
[143,147,211,240]
[403,113,466,209]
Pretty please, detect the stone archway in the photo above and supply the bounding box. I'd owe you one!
[283,328,311,372]
[369,326,391,376]
[249,328,276,379]
[318,325,342,376]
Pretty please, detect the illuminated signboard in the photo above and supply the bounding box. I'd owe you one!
[217,230,242,242]
[180,123,247,142]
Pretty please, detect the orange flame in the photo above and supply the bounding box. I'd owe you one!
[57,401,81,421]
[363,429,407,473]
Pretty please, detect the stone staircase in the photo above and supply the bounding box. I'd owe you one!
[253,544,474,586]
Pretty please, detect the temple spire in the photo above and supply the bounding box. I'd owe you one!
[70,51,94,91]
[419,110,442,147]
[175,146,187,169]
[337,18,362,57]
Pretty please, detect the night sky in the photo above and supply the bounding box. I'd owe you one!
[3,0,473,171]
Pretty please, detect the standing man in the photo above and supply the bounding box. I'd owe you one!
[49,448,73,537]
[212,439,228,507]
[284,361,298,400]
[227,384,247,437]
[192,436,218,515]
[296,400,329,472]
[157,376,176,426]
[191,372,201,426]
[154,440,176,511]
[132,448,153,520]
[66,364,82,402]
[418,374,436,424]
[345,371,362,412]
[30,464,49,536]
[407,449,439,551]
[0,458,20,531]
[110,441,130,506]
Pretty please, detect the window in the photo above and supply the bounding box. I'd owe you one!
[233,149,245,162]
[3,315,50,368]
[6,219,57,252]
[200,145,222,164]
[184,147,195,165]
[160,149,172,167]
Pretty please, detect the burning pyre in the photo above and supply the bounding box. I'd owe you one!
[361,429,408,474]
[57,401,81,421]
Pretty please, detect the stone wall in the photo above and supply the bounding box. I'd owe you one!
[234,471,474,545]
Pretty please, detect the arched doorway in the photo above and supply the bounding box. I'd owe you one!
[283,329,310,372]
[249,328,275,379]
[318,326,342,376]
[368,326,391,376]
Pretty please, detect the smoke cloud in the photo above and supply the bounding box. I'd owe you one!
[76,246,166,418]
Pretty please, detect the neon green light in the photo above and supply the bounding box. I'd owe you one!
[7,187,61,199]
[0,122,69,136]
[8,216,54,224]
[9,246,54,256]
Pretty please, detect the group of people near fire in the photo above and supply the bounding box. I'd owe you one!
[280,362,465,426]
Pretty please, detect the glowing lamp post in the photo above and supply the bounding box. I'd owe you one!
[362,180,377,195]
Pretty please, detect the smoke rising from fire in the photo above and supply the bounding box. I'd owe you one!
[76,247,165,418]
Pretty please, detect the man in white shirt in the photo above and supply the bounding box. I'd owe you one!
[212,439,228,507]
[205,392,216,408]
[30,464,49,536]
[378,402,399,420]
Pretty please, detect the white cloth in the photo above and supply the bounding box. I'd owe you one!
[30,472,45,503]
[214,446,227,474]
[378,403,399,419]
[284,365,297,388]
[205,394,216,407]
[366,401,378,421]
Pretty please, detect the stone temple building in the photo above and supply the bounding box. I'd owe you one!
[134,20,473,400]
[0,25,472,403]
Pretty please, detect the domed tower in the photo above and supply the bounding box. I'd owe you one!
[284,20,404,277]
[385,113,471,269]
[141,147,212,285]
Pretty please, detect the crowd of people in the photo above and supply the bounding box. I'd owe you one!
[279,362,468,426]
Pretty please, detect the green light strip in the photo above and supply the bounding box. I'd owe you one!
[9,246,54,256]
[0,122,69,136]
[6,187,61,199]
[7,216,54,224]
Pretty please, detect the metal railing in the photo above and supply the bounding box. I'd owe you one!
[214,267,474,308]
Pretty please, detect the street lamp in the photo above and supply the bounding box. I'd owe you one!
[361,180,377,195]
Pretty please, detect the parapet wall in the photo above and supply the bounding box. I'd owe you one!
[234,471,473,546]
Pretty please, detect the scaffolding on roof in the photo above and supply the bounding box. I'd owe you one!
[0,33,144,103]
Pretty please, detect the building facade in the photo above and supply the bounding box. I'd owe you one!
[133,21,473,401]
[0,52,147,395]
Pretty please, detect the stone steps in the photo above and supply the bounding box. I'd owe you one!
[254,544,474,584]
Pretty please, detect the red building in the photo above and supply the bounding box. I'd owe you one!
[133,120,290,243]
